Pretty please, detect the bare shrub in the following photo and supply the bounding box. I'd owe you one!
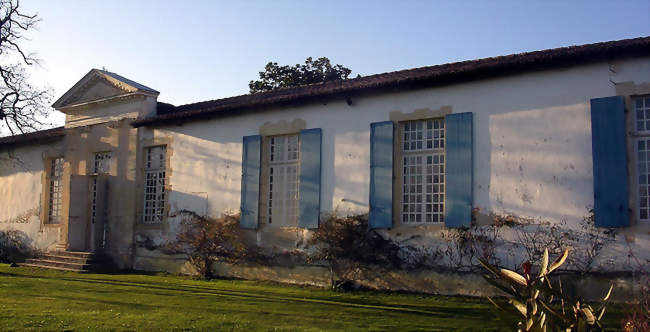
[439,222,503,272]
[163,210,247,279]
[506,209,617,273]
[570,209,617,273]
[308,213,402,289]
[508,216,568,267]
[0,229,34,263]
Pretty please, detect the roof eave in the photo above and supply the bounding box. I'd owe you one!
[132,36,650,128]
[0,126,66,148]
[57,91,159,114]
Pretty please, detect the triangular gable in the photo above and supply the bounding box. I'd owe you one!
[52,69,159,110]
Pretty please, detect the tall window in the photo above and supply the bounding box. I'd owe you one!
[91,152,111,245]
[143,146,166,223]
[93,152,112,174]
[401,119,445,224]
[267,134,300,226]
[48,157,64,224]
[635,95,650,222]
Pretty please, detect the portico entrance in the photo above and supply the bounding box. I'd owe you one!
[67,175,109,252]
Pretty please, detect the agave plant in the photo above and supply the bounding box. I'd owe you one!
[480,248,613,332]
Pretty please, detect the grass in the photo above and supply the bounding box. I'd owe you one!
[0,264,626,331]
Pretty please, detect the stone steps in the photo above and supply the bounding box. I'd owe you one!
[39,254,94,264]
[19,250,107,272]
[19,263,86,273]
[48,250,95,259]
[23,258,93,271]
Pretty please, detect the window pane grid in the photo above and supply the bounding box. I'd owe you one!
[401,119,445,224]
[268,135,300,226]
[270,135,299,163]
[48,157,64,223]
[635,96,650,133]
[403,119,444,152]
[638,138,650,222]
[636,96,650,223]
[93,152,112,174]
[143,146,166,224]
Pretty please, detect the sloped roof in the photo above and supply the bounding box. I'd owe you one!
[52,68,159,109]
[4,36,650,147]
[0,126,66,148]
[97,69,159,94]
[132,36,650,127]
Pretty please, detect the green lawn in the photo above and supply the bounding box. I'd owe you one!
[0,264,625,331]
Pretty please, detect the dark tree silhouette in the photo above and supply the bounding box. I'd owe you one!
[0,0,51,135]
[249,57,354,93]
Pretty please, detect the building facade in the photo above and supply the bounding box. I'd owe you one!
[1,37,649,280]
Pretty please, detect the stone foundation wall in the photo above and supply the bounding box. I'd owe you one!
[133,254,645,302]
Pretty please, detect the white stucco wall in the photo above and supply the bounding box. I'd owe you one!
[2,56,649,275]
[0,141,64,250]
[157,57,649,222]
[138,56,650,271]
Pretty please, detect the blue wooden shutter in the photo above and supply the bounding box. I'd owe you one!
[590,96,629,227]
[298,128,322,228]
[369,121,394,228]
[444,112,473,228]
[240,135,261,229]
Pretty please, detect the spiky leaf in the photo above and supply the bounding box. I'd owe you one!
[539,248,549,279]
[548,248,569,273]
[526,317,534,330]
[580,308,596,325]
[488,297,526,326]
[479,258,501,276]
[483,275,518,297]
[501,268,528,286]
[510,299,527,317]
[597,306,606,321]
[539,299,572,322]
[602,284,613,302]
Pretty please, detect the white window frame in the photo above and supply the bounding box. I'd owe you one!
[400,118,446,224]
[267,134,300,227]
[142,146,167,224]
[48,157,64,224]
[634,95,650,223]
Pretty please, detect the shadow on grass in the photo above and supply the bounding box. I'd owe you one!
[1,268,494,320]
[61,277,487,318]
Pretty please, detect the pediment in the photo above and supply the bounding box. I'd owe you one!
[65,76,126,106]
[52,69,159,110]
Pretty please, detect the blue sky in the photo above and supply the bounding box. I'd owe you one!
[20,0,650,127]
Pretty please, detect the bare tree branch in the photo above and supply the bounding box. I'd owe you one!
[0,0,51,135]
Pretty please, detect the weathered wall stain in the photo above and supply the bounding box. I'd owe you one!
[0,207,39,224]
[2,56,650,281]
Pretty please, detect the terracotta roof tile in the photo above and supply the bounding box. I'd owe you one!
[132,36,650,127]
[0,126,66,148]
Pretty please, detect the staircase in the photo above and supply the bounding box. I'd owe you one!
[20,251,106,272]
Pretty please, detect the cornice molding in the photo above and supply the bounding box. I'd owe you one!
[58,92,151,113]
[52,69,159,110]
